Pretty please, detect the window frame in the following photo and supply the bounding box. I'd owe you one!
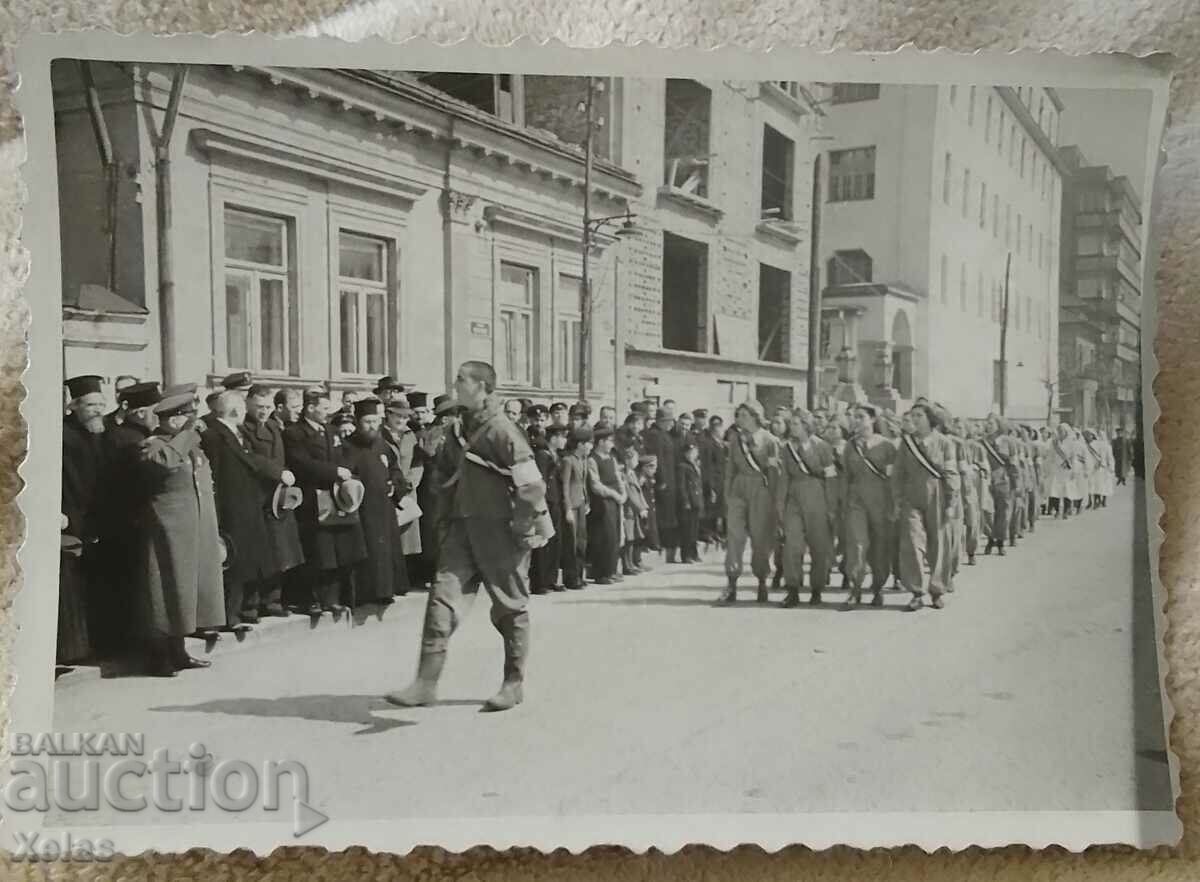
[827,146,877,203]
[496,260,542,389]
[335,230,393,379]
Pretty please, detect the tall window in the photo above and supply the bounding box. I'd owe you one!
[761,124,795,221]
[962,167,971,217]
[942,151,952,204]
[968,85,976,125]
[985,94,993,142]
[939,254,948,303]
[828,147,876,202]
[831,82,880,103]
[664,79,712,198]
[555,273,583,388]
[979,181,987,228]
[337,232,390,376]
[223,208,292,373]
[498,263,539,386]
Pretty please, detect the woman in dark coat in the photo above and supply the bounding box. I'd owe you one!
[135,393,226,674]
[641,409,680,561]
[341,399,405,606]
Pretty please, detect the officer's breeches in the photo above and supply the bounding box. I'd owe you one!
[724,477,775,580]
[420,518,530,655]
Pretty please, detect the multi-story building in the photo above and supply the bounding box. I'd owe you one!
[1056,145,1143,433]
[54,64,825,421]
[817,82,1066,423]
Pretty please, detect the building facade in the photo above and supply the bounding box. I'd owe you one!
[817,82,1066,423]
[55,65,824,422]
[1056,145,1143,433]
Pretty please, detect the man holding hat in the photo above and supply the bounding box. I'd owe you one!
[283,389,367,615]
[202,389,289,627]
[242,385,305,614]
[60,375,109,664]
[387,360,554,713]
[373,376,408,406]
[134,388,226,674]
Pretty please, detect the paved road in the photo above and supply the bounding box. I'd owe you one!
[51,481,1171,826]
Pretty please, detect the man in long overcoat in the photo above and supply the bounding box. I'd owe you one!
[641,409,680,562]
[60,374,109,663]
[135,391,225,675]
[202,389,293,626]
[283,389,366,613]
[241,385,305,614]
[343,397,406,606]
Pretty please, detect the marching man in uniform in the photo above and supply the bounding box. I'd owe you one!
[387,361,554,713]
[841,404,896,609]
[892,403,960,611]
[719,399,781,605]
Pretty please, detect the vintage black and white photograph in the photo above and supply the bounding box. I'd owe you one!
[10,38,1176,853]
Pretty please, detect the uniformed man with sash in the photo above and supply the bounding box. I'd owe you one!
[777,410,837,607]
[387,361,554,713]
[892,403,960,611]
[841,403,896,609]
[719,399,780,605]
[980,414,1015,555]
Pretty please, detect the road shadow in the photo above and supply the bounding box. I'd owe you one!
[563,595,912,612]
[151,693,418,735]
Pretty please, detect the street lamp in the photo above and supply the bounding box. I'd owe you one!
[578,77,639,404]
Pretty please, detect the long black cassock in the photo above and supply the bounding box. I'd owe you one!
[342,430,404,605]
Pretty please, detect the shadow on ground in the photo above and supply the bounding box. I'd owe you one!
[151,693,423,735]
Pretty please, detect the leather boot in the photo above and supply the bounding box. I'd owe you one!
[717,576,738,605]
[839,588,861,611]
[385,649,446,707]
[781,586,800,608]
[757,579,769,603]
[484,612,528,712]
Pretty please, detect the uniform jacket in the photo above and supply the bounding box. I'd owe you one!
[842,433,896,512]
[201,419,278,584]
[979,433,1018,490]
[777,435,835,520]
[724,426,781,502]
[641,423,680,531]
[891,430,961,511]
[441,398,551,543]
[679,459,704,514]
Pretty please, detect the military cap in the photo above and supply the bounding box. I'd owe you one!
[222,371,253,391]
[353,397,383,420]
[65,375,103,399]
[119,381,161,409]
[692,408,708,420]
[638,453,658,465]
[302,388,330,407]
[407,391,428,409]
[155,391,196,417]
[526,403,548,419]
[162,382,198,399]
[568,404,588,418]
[549,401,568,414]
[545,424,569,438]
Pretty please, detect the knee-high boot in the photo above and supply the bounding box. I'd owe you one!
[484,612,528,712]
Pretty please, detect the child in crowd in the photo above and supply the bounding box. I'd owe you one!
[638,454,660,564]
[621,445,648,576]
[678,442,704,564]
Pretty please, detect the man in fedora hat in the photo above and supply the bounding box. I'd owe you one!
[374,376,407,406]
[343,397,408,607]
[242,385,305,615]
[387,361,553,713]
[134,389,226,675]
[202,389,296,626]
[283,388,367,615]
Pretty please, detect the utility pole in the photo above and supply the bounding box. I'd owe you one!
[999,251,1012,416]
[578,77,596,405]
[806,153,822,411]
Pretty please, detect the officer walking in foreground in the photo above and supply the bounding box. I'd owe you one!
[387,360,554,712]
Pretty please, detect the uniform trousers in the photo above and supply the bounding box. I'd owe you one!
[845,497,892,590]
[724,475,775,581]
[986,483,1010,547]
[898,490,952,598]
[419,517,530,655]
[961,472,981,560]
[781,484,832,593]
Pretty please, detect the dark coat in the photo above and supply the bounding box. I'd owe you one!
[382,426,421,557]
[641,424,679,532]
[680,459,705,515]
[698,431,727,509]
[201,420,277,585]
[342,431,403,603]
[135,426,226,636]
[283,418,366,571]
[241,417,305,573]
[62,416,108,541]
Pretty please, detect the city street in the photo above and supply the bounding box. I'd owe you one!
[51,482,1171,827]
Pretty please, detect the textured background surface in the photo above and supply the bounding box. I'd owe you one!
[0,0,1197,877]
